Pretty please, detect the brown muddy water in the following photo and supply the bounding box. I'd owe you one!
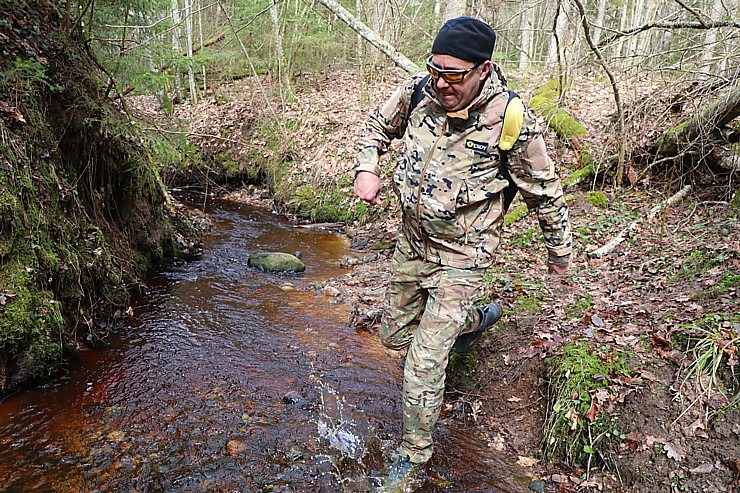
[0,196,531,492]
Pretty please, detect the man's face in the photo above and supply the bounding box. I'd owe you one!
[429,54,490,112]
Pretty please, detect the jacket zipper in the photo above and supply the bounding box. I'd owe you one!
[415,117,448,257]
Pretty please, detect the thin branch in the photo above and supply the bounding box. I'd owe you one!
[671,0,711,27]
[588,185,692,258]
[598,20,740,48]
[104,1,220,29]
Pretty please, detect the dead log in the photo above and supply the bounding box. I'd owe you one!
[657,82,740,157]
[182,32,225,56]
[710,144,740,172]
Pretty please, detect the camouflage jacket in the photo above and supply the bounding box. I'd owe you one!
[355,67,572,269]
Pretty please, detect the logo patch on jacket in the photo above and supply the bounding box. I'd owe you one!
[465,139,489,154]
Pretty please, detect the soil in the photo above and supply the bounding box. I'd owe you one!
[133,69,739,493]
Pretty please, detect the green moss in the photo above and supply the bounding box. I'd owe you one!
[504,202,528,227]
[564,295,594,319]
[370,241,392,250]
[562,163,594,187]
[0,262,65,382]
[586,191,608,208]
[542,341,630,468]
[514,294,543,314]
[447,349,480,390]
[530,79,587,141]
[671,246,734,282]
[511,227,537,248]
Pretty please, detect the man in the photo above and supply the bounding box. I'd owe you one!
[354,17,572,490]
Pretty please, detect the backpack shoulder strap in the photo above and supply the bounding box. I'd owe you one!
[499,90,524,212]
[406,74,431,121]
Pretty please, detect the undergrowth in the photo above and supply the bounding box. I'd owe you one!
[542,341,631,472]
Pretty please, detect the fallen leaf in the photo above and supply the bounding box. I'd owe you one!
[12,108,26,123]
[565,407,580,431]
[585,399,600,422]
[107,430,126,442]
[591,314,605,327]
[516,456,540,467]
[688,463,713,474]
[663,441,685,461]
[507,396,522,403]
[685,418,707,438]
[226,439,247,456]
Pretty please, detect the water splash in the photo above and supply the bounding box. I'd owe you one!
[316,383,368,460]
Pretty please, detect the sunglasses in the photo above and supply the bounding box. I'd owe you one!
[425,56,481,84]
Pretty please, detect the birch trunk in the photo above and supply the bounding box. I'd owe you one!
[592,0,607,45]
[444,0,466,20]
[170,0,183,102]
[314,0,419,73]
[184,0,197,104]
[519,7,533,69]
[269,0,292,101]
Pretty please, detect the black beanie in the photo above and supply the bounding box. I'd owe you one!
[431,17,496,64]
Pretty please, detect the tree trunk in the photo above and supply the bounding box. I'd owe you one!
[269,0,292,102]
[592,0,607,46]
[657,83,740,157]
[444,0,466,20]
[546,0,566,70]
[519,7,533,69]
[314,0,419,74]
[701,0,723,74]
[184,0,197,104]
[170,0,184,102]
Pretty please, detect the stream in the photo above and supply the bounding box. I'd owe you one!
[0,196,531,492]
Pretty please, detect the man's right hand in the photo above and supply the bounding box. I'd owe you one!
[354,171,383,206]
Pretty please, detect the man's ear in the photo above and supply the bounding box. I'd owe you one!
[479,60,492,80]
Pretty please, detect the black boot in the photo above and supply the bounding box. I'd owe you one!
[452,302,502,353]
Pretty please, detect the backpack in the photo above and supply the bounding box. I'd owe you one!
[406,78,523,213]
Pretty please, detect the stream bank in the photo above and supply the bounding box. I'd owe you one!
[0,0,207,392]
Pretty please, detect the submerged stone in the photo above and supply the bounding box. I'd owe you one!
[248,252,306,273]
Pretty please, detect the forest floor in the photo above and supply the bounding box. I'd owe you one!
[134,68,739,492]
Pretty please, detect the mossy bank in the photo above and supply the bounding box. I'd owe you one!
[0,0,199,392]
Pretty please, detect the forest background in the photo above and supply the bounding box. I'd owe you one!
[1,0,739,491]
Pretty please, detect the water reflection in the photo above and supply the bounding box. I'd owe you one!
[0,197,530,492]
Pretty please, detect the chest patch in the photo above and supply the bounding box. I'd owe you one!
[464,139,489,154]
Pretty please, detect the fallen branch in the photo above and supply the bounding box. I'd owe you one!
[587,185,691,258]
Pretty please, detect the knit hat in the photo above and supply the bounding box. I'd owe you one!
[431,17,496,64]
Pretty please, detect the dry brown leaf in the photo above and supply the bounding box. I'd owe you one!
[516,456,540,467]
[226,439,247,456]
[585,399,600,422]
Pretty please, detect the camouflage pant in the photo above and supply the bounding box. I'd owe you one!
[379,234,485,463]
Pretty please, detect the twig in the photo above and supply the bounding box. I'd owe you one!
[588,185,691,258]
[139,126,243,144]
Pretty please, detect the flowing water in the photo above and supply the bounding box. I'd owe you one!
[0,196,531,492]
